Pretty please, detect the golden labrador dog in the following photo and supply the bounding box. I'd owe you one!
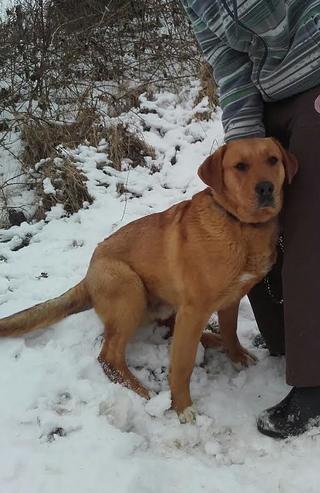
[0,138,297,423]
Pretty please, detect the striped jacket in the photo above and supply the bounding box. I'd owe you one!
[181,0,320,141]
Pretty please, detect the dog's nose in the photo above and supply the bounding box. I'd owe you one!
[255,181,274,197]
[255,181,274,206]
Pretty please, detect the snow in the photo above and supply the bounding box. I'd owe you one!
[43,178,56,196]
[1,86,320,493]
[0,0,13,17]
[0,130,36,226]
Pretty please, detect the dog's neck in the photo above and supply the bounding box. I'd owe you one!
[208,189,276,229]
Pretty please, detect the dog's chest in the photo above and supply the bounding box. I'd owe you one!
[200,223,278,312]
[235,226,277,292]
[238,253,272,285]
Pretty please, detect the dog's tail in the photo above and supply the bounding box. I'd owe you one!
[0,280,91,337]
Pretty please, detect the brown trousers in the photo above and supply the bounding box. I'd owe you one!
[248,85,320,387]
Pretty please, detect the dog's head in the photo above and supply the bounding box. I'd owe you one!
[198,137,298,223]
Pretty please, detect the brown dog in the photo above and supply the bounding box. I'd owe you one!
[0,138,298,423]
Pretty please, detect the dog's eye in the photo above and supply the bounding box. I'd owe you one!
[234,162,249,172]
[268,156,278,165]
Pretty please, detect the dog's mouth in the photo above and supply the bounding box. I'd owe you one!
[257,195,275,209]
[235,197,279,224]
[242,189,279,223]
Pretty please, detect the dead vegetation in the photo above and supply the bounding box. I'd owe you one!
[31,157,93,221]
[0,0,217,227]
[193,63,219,121]
[18,108,98,221]
[20,108,100,167]
[105,123,156,170]
[19,116,155,221]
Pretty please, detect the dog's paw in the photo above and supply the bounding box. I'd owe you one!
[230,346,257,370]
[178,404,197,424]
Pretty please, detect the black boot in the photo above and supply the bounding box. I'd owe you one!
[257,387,320,439]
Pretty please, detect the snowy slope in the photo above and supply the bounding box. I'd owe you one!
[1,85,319,493]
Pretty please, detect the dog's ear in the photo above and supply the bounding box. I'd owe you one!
[198,145,226,193]
[272,138,298,184]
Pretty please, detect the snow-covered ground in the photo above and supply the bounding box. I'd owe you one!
[0,0,13,19]
[1,85,319,493]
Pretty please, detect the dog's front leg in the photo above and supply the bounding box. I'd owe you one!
[218,301,256,369]
[169,305,211,424]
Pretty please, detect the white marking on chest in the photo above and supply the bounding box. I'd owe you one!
[239,272,256,283]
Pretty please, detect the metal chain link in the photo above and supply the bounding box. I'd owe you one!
[263,234,284,305]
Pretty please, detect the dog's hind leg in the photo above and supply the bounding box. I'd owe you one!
[200,331,223,349]
[218,301,257,368]
[87,259,151,399]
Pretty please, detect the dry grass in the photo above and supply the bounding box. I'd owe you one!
[193,62,219,121]
[32,157,93,221]
[107,84,154,118]
[19,111,155,221]
[21,107,100,167]
[20,108,99,220]
[105,123,155,170]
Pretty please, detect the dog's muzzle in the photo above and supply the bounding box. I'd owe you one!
[255,181,275,207]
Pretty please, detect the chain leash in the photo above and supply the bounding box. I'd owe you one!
[263,234,284,305]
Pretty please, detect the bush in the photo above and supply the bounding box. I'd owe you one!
[0,0,216,227]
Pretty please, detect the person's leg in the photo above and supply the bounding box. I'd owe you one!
[283,93,320,387]
[248,243,285,355]
[257,86,320,438]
